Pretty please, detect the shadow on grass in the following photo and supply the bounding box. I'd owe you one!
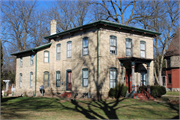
[1,96,179,119]
[1,96,20,103]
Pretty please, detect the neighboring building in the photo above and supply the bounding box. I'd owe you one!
[11,20,161,97]
[164,29,180,91]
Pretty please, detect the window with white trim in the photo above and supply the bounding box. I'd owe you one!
[19,73,22,88]
[83,37,88,55]
[56,44,61,60]
[30,55,33,65]
[30,72,33,88]
[109,68,117,88]
[82,68,88,87]
[110,36,117,55]
[44,51,49,63]
[44,71,49,87]
[126,38,132,56]
[140,41,146,58]
[56,71,60,87]
[67,41,72,58]
[20,57,23,67]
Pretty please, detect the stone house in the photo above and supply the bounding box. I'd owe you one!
[11,20,161,97]
[164,29,180,91]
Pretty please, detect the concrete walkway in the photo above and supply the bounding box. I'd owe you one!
[162,95,180,97]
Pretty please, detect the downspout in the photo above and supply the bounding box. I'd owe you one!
[32,50,37,96]
[97,29,99,84]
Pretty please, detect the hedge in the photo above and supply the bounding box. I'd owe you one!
[108,83,128,98]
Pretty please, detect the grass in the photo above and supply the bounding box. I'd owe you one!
[1,96,179,119]
[165,91,180,96]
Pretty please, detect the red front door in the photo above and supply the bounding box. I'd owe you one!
[126,69,132,93]
[67,71,72,91]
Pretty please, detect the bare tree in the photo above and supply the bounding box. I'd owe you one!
[135,1,179,85]
[47,0,89,32]
[92,0,137,25]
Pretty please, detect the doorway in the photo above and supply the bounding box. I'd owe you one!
[66,70,72,91]
[126,69,132,93]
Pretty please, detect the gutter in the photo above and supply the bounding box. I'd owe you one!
[97,29,99,83]
[32,50,37,96]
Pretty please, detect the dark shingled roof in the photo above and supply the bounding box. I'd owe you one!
[165,28,180,57]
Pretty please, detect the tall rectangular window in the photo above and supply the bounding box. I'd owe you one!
[67,41,72,58]
[56,71,60,87]
[140,41,146,58]
[20,57,23,67]
[83,37,88,55]
[82,68,88,87]
[30,72,33,88]
[44,71,49,87]
[167,58,171,68]
[19,73,22,88]
[126,38,132,56]
[44,51,49,63]
[30,55,33,65]
[110,36,117,55]
[56,44,61,60]
[141,72,146,86]
[168,74,171,84]
[109,68,117,88]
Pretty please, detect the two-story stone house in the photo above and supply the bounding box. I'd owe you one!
[11,20,161,97]
[164,29,180,91]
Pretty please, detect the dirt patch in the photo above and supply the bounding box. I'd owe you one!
[168,100,179,105]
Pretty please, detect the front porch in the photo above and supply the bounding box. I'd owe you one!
[118,57,153,97]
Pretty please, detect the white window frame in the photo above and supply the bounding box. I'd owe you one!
[19,73,22,88]
[20,57,23,67]
[140,41,146,58]
[110,36,117,55]
[82,37,88,56]
[30,72,33,88]
[82,68,88,87]
[56,71,60,87]
[109,68,117,88]
[44,51,49,63]
[30,55,33,65]
[126,38,132,56]
[56,44,61,60]
[67,41,72,58]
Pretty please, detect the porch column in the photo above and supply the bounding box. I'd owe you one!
[131,62,135,93]
[3,80,10,92]
[121,63,124,84]
[147,63,150,93]
[136,73,139,93]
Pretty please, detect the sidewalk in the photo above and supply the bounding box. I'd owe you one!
[162,95,180,97]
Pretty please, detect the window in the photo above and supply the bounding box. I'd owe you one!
[19,73,22,88]
[168,74,171,84]
[82,68,88,87]
[56,44,61,60]
[56,71,60,87]
[44,71,49,87]
[140,41,146,58]
[167,58,171,68]
[109,68,117,88]
[30,55,33,65]
[67,41,72,58]
[110,36,117,55]
[30,72,33,88]
[20,57,23,67]
[44,51,49,63]
[141,72,147,86]
[126,38,132,56]
[82,37,88,55]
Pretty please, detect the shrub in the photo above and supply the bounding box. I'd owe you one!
[150,85,166,98]
[139,86,147,93]
[108,83,128,98]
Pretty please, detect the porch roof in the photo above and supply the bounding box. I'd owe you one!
[118,57,153,64]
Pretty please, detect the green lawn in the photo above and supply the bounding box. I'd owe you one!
[1,96,179,119]
[165,91,180,96]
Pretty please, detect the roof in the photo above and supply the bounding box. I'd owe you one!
[11,42,52,56]
[44,20,161,40]
[164,29,180,58]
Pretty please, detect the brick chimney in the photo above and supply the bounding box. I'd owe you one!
[50,19,57,35]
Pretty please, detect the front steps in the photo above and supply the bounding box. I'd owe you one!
[59,91,72,98]
[133,92,154,100]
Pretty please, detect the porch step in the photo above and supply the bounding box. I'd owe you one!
[134,93,154,100]
[60,92,72,98]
